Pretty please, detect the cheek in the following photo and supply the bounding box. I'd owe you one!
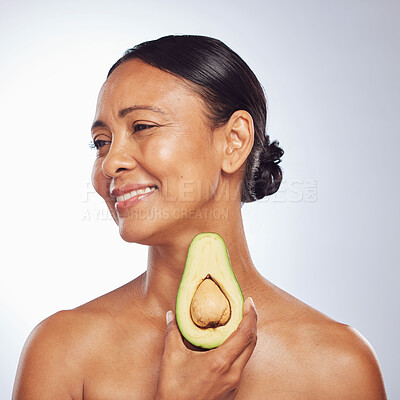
[150,137,199,183]
[92,159,119,223]
[152,128,214,173]
[91,158,109,199]
[148,135,220,201]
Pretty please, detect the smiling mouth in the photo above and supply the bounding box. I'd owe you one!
[116,185,158,202]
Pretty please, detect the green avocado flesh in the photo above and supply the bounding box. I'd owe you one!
[176,232,244,349]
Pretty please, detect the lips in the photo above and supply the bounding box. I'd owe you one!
[111,184,158,213]
[110,183,158,198]
[117,186,157,202]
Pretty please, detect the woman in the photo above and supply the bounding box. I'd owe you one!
[13,35,387,399]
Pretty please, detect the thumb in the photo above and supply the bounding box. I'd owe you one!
[166,310,174,326]
[163,310,183,348]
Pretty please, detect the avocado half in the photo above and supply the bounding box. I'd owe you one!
[176,232,244,349]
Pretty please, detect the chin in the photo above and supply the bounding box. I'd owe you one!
[118,220,151,244]
[114,204,207,245]
[117,216,169,246]
[117,208,195,246]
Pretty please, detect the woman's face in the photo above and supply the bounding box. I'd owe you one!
[91,59,225,244]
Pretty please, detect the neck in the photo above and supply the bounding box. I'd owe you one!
[142,204,261,314]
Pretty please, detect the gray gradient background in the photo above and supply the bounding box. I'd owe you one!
[1,0,399,398]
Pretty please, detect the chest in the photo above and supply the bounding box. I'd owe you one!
[81,328,318,400]
[82,326,164,400]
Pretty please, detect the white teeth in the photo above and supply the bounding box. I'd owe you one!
[116,186,157,202]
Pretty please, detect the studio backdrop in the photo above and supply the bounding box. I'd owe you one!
[1,0,399,398]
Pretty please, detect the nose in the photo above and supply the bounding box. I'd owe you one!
[101,140,138,178]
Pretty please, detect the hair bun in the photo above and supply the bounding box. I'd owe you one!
[253,140,284,200]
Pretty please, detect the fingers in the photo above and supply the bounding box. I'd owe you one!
[163,311,185,351]
[163,297,257,365]
[166,310,174,325]
[216,297,258,363]
[232,321,258,369]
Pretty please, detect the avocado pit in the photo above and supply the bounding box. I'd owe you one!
[190,275,231,329]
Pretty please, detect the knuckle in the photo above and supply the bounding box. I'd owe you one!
[162,331,179,356]
[210,356,230,374]
[163,346,179,365]
[241,326,256,345]
[253,331,258,346]
[225,372,241,393]
[164,324,175,340]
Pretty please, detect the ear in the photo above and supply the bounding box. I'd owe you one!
[221,110,254,174]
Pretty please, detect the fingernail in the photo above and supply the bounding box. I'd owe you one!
[248,297,257,317]
[166,310,173,325]
[249,297,255,310]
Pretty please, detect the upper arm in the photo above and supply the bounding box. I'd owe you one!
[12,311,84,400]
[319,325,387,400]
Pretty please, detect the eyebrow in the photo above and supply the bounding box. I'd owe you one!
[119,105,166,118]
[91,120,107,130]
[91,105,166,131]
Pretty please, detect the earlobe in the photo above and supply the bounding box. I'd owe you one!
[222,110,254,174]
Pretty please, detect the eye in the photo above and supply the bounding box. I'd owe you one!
[89,139,110,149]
[133,123,156,133]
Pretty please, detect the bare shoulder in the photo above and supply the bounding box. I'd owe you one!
[13,308,91,400]
[313,322,387,399]
[249,282,387,399]
[13,275,145,400]
[289,315,387,399]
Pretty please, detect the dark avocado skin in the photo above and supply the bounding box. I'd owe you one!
[176,232,244,349]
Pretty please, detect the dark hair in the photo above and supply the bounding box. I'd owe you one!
[108,35,284,203]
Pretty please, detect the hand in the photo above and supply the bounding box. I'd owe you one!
[155,297,258,400]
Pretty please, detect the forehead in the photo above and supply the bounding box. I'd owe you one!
[96,59,202,117]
